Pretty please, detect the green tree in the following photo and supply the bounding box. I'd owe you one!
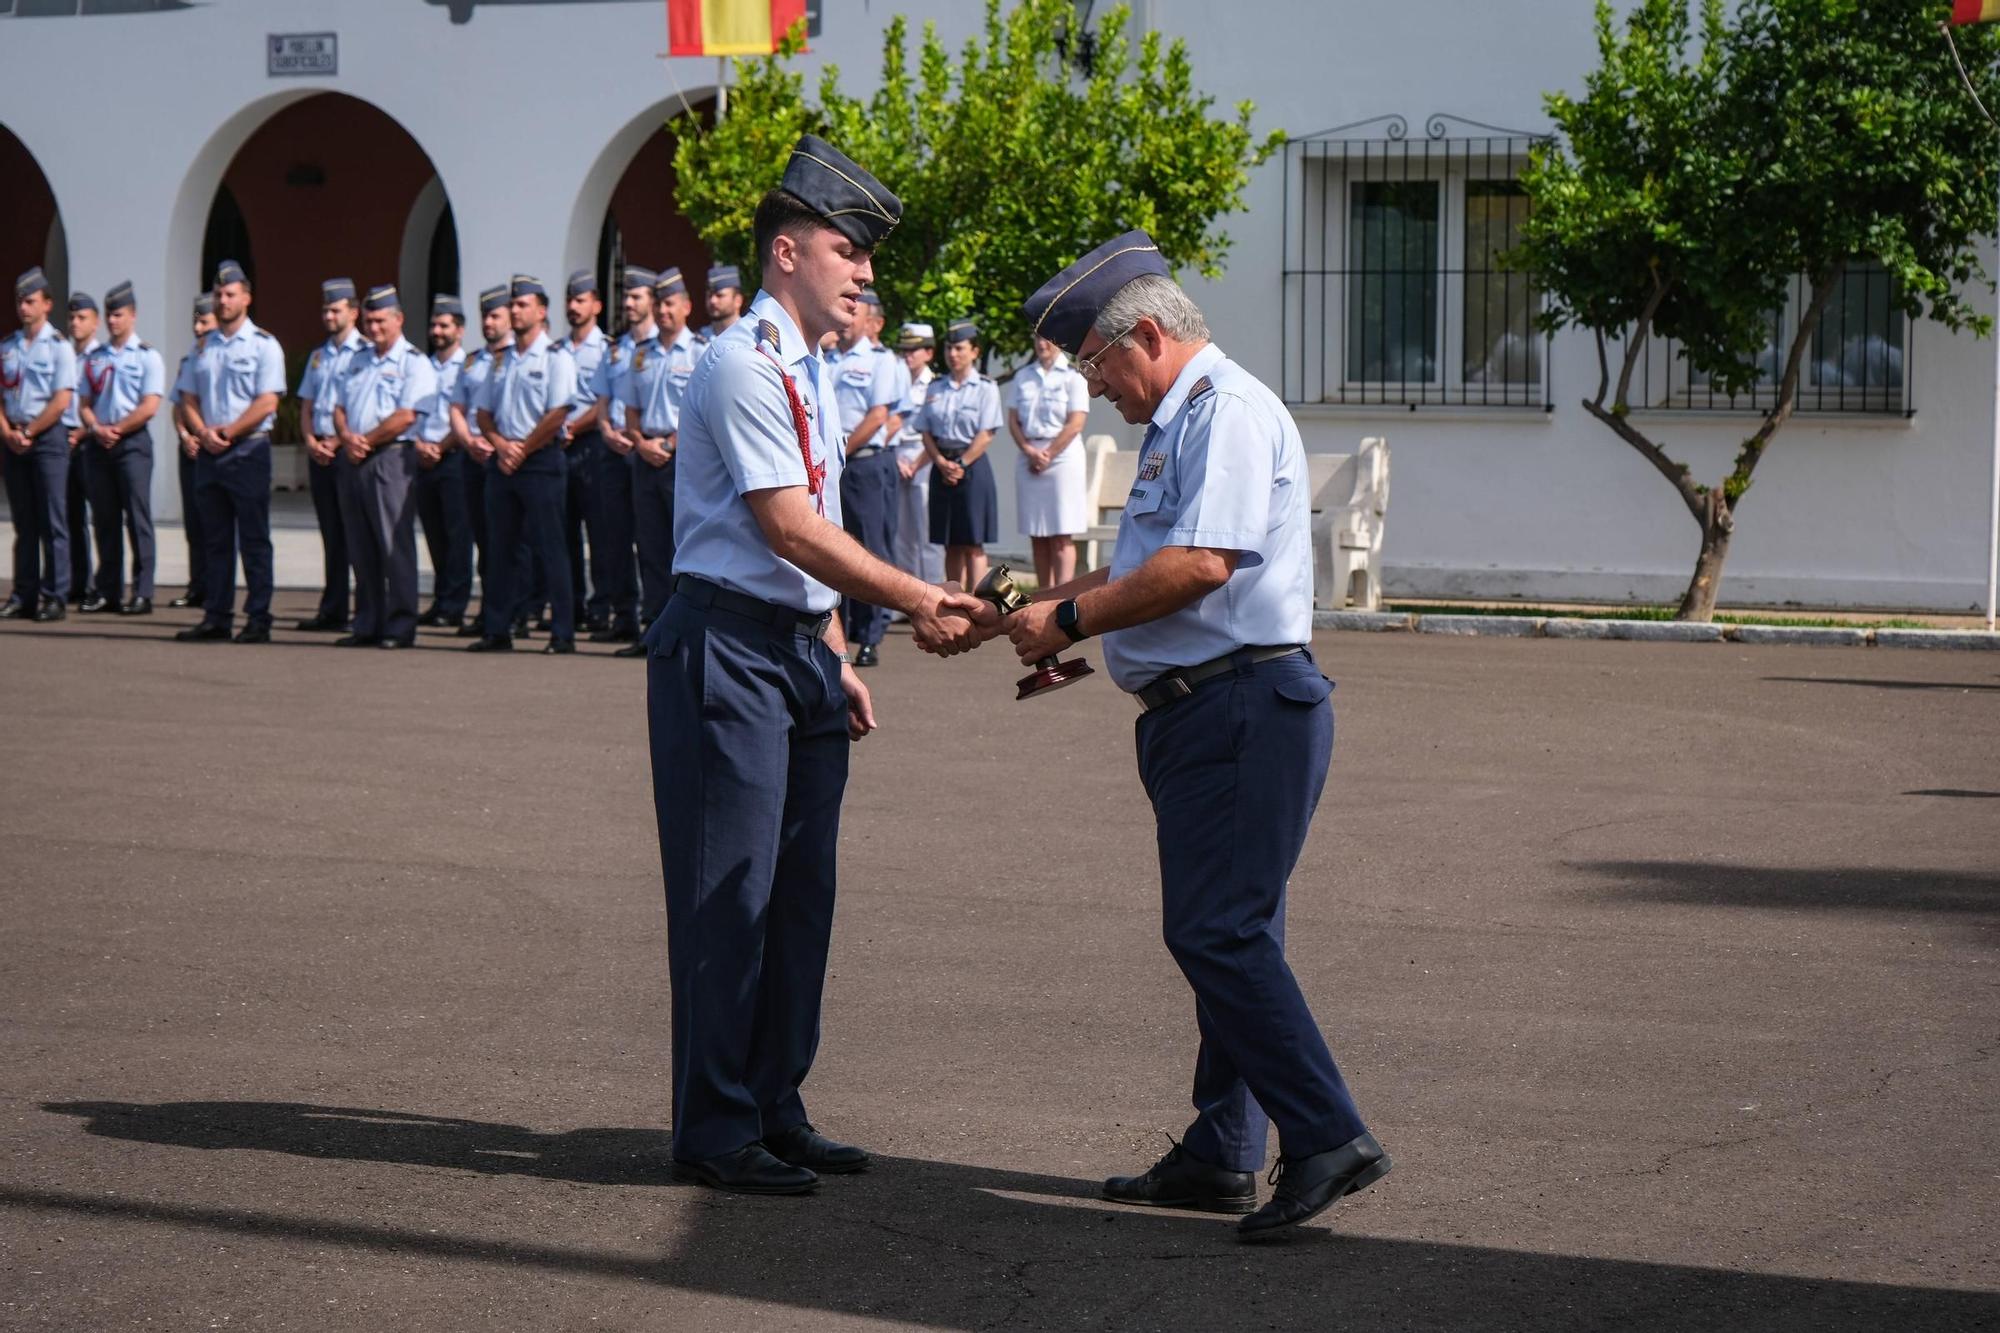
[670,0,1282,367]
[1513,0,2000,620]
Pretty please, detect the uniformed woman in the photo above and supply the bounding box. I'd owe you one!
[917,318,1003,591]
[1006,333,1090,590]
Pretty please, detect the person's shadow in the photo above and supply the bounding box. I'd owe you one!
[27,1099,2000,1331]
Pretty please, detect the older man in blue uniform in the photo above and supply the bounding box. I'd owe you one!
[175,260,285,644]
[1003,231,1391,1241]
[295,277,365,633]
[1,267,78,621]
[76,281,165,615]
[647,134,990,1195]
[468,274,575,654]
[332,285,436,650]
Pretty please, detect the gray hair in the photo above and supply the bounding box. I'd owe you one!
[1092,274,1209,346]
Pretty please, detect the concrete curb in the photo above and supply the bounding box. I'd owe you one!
[1415,614,1544,637]
[1873,628,2000,651]
[1314,609,1997,651]
[1313,610,1412,632]
[1729,625,1872,647]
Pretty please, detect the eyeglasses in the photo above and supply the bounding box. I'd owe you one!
[1075,322,1138,382]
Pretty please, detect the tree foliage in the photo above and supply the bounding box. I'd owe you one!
[1511,0,2000,618]
[670,0,1282,364]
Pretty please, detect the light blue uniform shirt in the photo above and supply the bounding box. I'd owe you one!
[1102,343,1313,692]
[479,329,576,440]
[827,336,901,440]
[915,370,1003,449]
[618,324,702,437]
[892,366,933,463]
[80,334,167,426]
[593,328,644,433]
[338,336,437,438]
[562,323,608,428]
[672,291,844,614]
[453,338,512,426]
[183,319,287,437]
[298,328,367,436]
[63,336,101,428]
[421,345,465,445]
[1,321,79,428]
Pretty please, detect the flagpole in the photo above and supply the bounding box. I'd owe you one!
[716,56,728,121]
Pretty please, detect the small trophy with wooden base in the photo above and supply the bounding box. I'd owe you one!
[973,564,1095,701]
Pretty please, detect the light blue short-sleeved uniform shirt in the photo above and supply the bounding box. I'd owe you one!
[619,324,702,437]
[672,291,845,614]
[480,329,576,441]
[80,335,167,425]
[595,328,644,433]
[1008,356,1090,438]
[421,345,465,445]
[892,366,934,463]
[184,319,287,437]
[63,336,102,428]
[826,336,902,438]
[563,323,608,429]
[1102,342,1313,692]
[2,322,79,427]
[298,328,366,436]
[338,336,437,438]
[915,371,1003,449]
[453,339,511,428]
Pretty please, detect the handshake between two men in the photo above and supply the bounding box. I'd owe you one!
[904,564,1097,698]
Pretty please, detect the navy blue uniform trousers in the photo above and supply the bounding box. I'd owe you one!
[176,443,208,604]
[645,588,849,1161]
[631,453,676,626]
[85,430,156,601]
[306,451,351,622]
[1136,649,1368,1172]
[338,442,420,643]
[193,434,275,630]
[415,448,474,618]
[481,453,572,640]
[838,447,900,647]
[463,455,488,613]
[3,424,71,606]
[593,438,639,631]
[563,428,606,625]
[65,438,92,601]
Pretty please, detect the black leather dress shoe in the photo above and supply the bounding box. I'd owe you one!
[416,608,445,627]
[674,1144,818,1195]
[335,633,381,648]
[233,623,272,644]
[176,621,231,642]
[465,635,513,653]
[78,592,112,614]
[0,600,27,619]
[511,618,533,640]
[34,600,67,622]
[854,643,880,668]
[294,614,345,633]
[119,597,154,616]
[761,1124,870,1175]
[589,624,639,643]
[533,616,554,632]
[169,593,203,609]
[542,637,576,655]
[1237,1132,1391,1241]
[454,621,485,638]
[1103,1142,1256,1214]
[581,615,611,636]
[613,641,647,658]
[380,637,414,650]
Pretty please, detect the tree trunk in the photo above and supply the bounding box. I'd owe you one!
[1674,489,1734,621]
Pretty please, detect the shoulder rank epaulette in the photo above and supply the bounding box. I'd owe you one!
[1188,376,1214,403]
[137,341,151,351]
[253,329,274,340]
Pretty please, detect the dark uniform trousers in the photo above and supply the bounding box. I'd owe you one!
[192,434,275,630]
[3,423,72,605]
[594,439,640,631]
[307,450,352,622]
[631,453,676,626]
[1136,649,1368,1173]
[176,444,208,605]
[65,437,92,601]
[481,451,572,640]
[563,427,607,625]
[414,447,474,618]
[838,446,900,647]
[463,454,488,614]
[85,427,157,601]
[645,586,849,1161]
[339,441,421,642]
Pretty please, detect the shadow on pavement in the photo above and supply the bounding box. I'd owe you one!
[1573,861,2000,918]
[21,1099,2000,1330]
[1902,789,2000,799]
[1763,676,2000,693]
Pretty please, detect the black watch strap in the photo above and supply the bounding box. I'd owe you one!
[1056,599,1087,643]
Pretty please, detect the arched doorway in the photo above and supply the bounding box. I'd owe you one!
[0,123,67,332]
[568,99,717,337]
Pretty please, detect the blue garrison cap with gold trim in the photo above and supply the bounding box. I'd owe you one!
[944,318,979,345]
[654,267,687,298]
[1021,229,1170,356]
[363,284,401,312]
[707,263,742,293]
[192,293,216,317]
[68,291,97,315]
[856,291,881,309]
[105,281,136,313]
[781,134,901,250]
[622,265,657,292]
[478,284,509,315]
[431,294,464,320]
[214,259,248,288]
[567,268,597,298]
[511,274,547,301]
[15,267,50,300]
[321,277,356,305]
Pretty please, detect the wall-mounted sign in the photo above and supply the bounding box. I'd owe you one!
[268,32,336,77]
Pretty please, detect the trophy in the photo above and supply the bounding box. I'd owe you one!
[973,564,1095,701]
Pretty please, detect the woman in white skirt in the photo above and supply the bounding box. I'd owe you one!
[1006,335,1091,589]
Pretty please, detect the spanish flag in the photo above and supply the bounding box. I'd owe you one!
[667,0,807,55]
[1952,0,2000,24]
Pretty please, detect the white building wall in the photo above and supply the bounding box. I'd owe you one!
[2,0,1993,610]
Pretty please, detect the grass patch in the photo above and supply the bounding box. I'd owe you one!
[1387,603,1933,630]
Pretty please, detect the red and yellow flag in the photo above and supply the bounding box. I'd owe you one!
[1952,0,2000,24]
[667,0,807,55]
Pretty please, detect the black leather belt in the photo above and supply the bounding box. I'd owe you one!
[937,447,966,460]
[850,444,885,457]
[673,574,832,638]
[1134,646,1306,712]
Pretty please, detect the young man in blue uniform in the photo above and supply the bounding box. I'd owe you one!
[415,295,473,628]
[646,135,991,1195]
[1,267,78,621]
[827,291,906,667]
[295,277,365,633]
[76,281,165,615]
[613,266,702,657]
[448,284,513,637]
[169,295,218,611]
[1003,231,1391,1241]
[63,292,104,609]
[582,265,657,645]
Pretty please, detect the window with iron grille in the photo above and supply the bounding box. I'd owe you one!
[1283,115,1550,409]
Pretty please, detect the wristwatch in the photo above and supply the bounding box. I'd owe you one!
[1056,599,1088,643]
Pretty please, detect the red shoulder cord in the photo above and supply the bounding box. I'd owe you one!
[753,324,825,515]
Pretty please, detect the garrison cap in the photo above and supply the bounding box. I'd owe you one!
[105,281,136,313]
[478,284,510,315]
[431,294,464,320]
[363,284,401,312]
[856,291,881,308]
[214,259,248,288]
[510,274,547,301]
[653,267,687,298]
[192,293,216,317]
[15,267,50,300]
[1021,229,1170,356]
[944,318,979,345]
[621,265,658,292]
[895,321,934,350]
[566,268,597,298]
[706,263,742,292]
[68,291,98,314]
[781,133,901,250]
[321,277,357,305]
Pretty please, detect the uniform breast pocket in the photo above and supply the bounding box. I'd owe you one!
[952,405,983,438]
[1125,484,1166,517]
